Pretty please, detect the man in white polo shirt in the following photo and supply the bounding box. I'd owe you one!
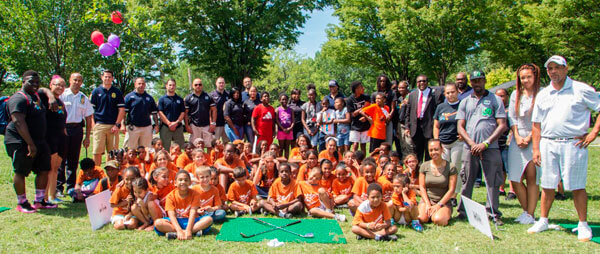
[527,55,600,242]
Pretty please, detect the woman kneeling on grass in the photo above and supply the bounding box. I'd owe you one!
[352,183,398,241]
[417,139,457,226]
[154,170,212,240]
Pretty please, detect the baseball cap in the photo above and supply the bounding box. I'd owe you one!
[469,70,486,80]
[328,80,339,87]
[544,55,567,68]
[104,160,119,170]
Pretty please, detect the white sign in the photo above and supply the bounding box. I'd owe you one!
[85,190,112,231]
[462,196,494,240]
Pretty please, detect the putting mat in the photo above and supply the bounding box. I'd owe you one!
[216,217,346,244]
[0,207,10,213]
[558,224,600,244]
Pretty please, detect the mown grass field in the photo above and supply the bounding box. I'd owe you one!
[0,136,598,253]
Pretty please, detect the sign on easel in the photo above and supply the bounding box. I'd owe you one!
[85,190,112,231]
[462,196,494,240]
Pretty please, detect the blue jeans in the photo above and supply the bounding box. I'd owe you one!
[205,209,226,223]
[256,185,269,199]
[244,124,254,144]
[304,129,320,147]
[225,124,245,141]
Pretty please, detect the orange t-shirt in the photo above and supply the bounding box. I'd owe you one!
[149,162,178,182]
[227,180,257,204]
[214,184,227,203]
[377,176,394,201]
[332,178,354,197]
[352,201,391,225]
[110,185,131,216]
[318,150,340,168]
[184,162,209,174]
[176,153,193,169]
[76,166,106,185]
[320,174,336,193]
[290,147,301,159]
[216,157,246,177]
[254,167,277,188]
[191,185,222,208]
[391,189,417,207]
[296,181,329,209]
[402,167,420,186]
[362,104,390,140]
[210,150,224,164]
[93,176,121,194]
[296,164,312,181]
[150,184,176,208]
[165,188,200,218]
[351,177,375,200]
[268,178,298,204]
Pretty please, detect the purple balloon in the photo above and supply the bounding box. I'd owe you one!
[99,43,116,57]
[107,34,120,48]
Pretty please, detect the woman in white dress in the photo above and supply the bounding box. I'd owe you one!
[507,63,541,224]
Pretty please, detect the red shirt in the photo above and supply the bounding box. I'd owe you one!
[252,104,275,137]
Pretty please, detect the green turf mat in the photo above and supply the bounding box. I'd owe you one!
[0,207,10,213]
[216,217,346,244]
[558,224,600,244]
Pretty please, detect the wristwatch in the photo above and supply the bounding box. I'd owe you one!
[210,122,216,125]
[115,123,121,128]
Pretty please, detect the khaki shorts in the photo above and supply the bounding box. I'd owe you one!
[124,125,153,149]
[190,124,214,148]
[93,124,118,155]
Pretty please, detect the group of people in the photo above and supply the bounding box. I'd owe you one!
[4,55,597,242]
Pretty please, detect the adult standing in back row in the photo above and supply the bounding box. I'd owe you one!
[122,77,159,149]
[346,81,371,153]
[185,78,216,152]
[90,70,125,166]
[210,77,230,143]
[158,79,186,151]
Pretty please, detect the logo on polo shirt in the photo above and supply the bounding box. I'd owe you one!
[80,95,85,104]
[111,92,116,98]
[483,100,490,106]
[146,97,150,101]
[177,99,181,104]
[204,95,209,100]
[482,108,492,117]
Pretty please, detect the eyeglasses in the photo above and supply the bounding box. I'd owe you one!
[193,83,202,86]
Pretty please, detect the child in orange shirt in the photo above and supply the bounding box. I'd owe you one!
[375,154,390,178]
[262,163,303,217]
[402,153,420,191]
[69,158,106,202]
[377,162,396,202]
[154,170,212,240]
[215,143,247,191]
[176,143,194,169]
[228,167,262,217]
[288,145,308,167]
[210,139,224,163]
[289,162,300,180]
[192,166,226,223]
[320,159,336,193]
[352,183,398,241]
[148,150,178,183]
[169,143,181,162]
[94,160,122,194]
[185,148,208,181]
[319,138,340,168]
[296,167,346,222]
[342,151,360,181]
[289,134,311,159]
[296,149,318,181]
[209,167,228,211]
[148,167,176,220]
[151,138,164,154]
[253,152,278,198]
[268,143,289,163]
[388,174,422,232]
[349,161,378,215]
[332,163,354,206]
[359,92,391,151]
[129,177,156,231]
[110,166,141,230]
[240,142,257,168]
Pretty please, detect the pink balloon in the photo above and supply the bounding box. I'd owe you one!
[108,34,120,48]
[111,11,123,24]
[91,31,104,47]
[99,43,116,57]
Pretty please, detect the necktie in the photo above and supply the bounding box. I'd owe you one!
[417,92,423,119]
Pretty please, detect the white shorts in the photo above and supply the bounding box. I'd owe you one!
[349,130,369,143]
[111,215,125,224]
[540,138,588,191]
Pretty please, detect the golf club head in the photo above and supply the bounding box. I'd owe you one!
[240,232,251,238]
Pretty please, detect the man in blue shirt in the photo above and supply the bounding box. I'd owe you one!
[158,79,186,151]
[122,77,158,149]
[90,70,125,165]
[185,78,217,152]
[209,77,230,143]
[456,72,473,101]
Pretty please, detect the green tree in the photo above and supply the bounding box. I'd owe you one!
[143,0,330,89]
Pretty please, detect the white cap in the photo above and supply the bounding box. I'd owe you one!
[544,55,567,68]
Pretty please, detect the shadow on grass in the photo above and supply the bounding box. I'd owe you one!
[37,202,88,218]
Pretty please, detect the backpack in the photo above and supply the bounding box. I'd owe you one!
[0,91,30,135]
[100,175,123,192]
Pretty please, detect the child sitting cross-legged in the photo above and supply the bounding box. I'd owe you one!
[332,162,354,207]
[227,167,262,217]
[129,177,156,231]
[348,161,378,215]
[261,163,303,218]
[69,158,105,202]
[296,167,346,222]
[154,170,213,240]
[110,166,142,230]
[388,173,422,232]
[352,183,398,241]
[192,166,226,223]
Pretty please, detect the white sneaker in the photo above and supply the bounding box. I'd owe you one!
[519,214,535,225]
[527,219,549,234]
[334,214,346,222]
[515,211,528,223]
[577,224,593,242]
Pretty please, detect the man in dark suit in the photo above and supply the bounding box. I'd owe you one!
[404,75,445,161]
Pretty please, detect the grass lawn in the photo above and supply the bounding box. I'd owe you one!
[0,136,598,253]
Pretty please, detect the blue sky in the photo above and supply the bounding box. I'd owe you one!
[293,7,339,58]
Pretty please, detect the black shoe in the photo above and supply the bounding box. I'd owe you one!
[455,213,467,221]
[555,193,567,201]
[356,235,364,240]
[505,192,517,201]
[166,232,177,240]
[493,217,504,226]
[499,189,506,196]
[195,230,203,237]
[449,198,457,207]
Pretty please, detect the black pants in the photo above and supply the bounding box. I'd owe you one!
[370,138,385,153]
[57,125,83,192]
[411,126,430,162]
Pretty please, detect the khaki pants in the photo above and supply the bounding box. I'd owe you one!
[190,124,214,148]
[93,124,118,155]
[124,125,153,149]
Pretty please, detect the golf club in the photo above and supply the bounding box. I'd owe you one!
[240,220,302,238]
[252,218,314,238]
[478,157,505,231]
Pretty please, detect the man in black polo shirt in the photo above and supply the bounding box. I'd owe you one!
[209,77,230,143]
[185,78,216,151]
[158,79,186,150]
[122,77,159,149]
[90,70,125,166]
[346,81,371,153]
[5,70,57,213]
